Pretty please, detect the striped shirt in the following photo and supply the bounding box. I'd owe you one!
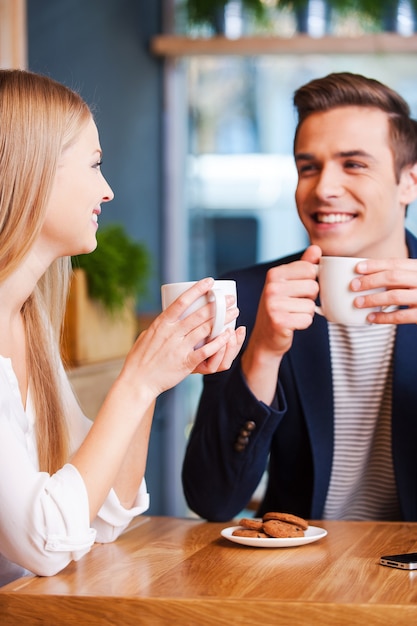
[322,322,401,520]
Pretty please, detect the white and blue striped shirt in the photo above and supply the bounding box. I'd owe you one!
[323,322,401,520]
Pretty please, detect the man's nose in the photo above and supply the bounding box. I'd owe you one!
[314,164,343,199]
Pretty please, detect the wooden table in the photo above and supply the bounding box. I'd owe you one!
[2,516,417,625]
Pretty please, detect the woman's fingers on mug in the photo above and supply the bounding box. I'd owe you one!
[161,278,237,345]
[193,326,246,374]
[162,278,214,321]
[220,325,246,366]
[225,305,239,323]
[194,344,228,375]
[187,327,232,364]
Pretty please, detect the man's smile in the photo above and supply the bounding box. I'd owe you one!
[314,212,356,224]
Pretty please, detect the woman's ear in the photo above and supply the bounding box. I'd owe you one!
[399,162,417,206]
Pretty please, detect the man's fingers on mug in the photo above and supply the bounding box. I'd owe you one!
[317,256,385,325]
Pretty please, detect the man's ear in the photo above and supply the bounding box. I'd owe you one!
[399,162,417,205]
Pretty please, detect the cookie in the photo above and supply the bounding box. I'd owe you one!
[238,517,264,531]
[262,511,308,530]
[232,528,269,538]
[262,519,304,538]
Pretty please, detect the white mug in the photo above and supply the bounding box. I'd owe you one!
[316,256,384,325]
[161,279,237,346]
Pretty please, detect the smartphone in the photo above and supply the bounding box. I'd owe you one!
[380,552,417,570]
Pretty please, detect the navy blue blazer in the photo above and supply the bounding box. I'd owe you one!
[182,230,417,522]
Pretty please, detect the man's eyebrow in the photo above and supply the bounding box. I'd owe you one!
[294,152,314,162]
[294,149,376,162]
[338,149,375,160]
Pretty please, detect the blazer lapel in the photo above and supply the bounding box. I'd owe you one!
[392,323,417,520]
[290,314,334,517]
[393,230,417,520]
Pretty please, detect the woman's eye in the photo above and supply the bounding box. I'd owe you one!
[93,159,103,170]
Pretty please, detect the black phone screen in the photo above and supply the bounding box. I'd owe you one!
[380,553,417,569]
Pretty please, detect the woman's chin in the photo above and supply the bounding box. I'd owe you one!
[71,240,97,257]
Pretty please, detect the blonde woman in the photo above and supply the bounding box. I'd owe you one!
[0,69,245,586]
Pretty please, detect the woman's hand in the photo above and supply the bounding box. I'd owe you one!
[122,278,245,398]
[193,324,246,375]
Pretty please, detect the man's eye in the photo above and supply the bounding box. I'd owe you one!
[298,163,317,174]
[345,161,364,169]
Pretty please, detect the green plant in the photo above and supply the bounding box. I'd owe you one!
[331,0,415,20]
[72,223,152,313]
[185,0,417,29]
[321,0,415,22]
[260,0,416,21]
[185,0,269,26]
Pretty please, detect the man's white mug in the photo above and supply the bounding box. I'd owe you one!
[316,256,384,325]
[161,279,237,346]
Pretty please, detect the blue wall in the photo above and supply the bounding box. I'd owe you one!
[28,0,167,514]
[28,0,164,314]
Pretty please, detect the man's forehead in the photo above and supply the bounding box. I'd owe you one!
[295,107,391,152]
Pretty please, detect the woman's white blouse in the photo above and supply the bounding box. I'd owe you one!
[0,355,149,586]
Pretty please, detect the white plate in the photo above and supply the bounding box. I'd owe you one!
[220,524,327,548]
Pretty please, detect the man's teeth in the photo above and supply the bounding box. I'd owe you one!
[316,213,353,224]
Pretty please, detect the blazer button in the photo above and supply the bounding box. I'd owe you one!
[234,421,256,452]
[240,421,256,437]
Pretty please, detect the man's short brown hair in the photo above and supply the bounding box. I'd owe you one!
[293,72,417,182]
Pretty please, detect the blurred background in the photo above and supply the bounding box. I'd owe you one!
[6,0,417,516]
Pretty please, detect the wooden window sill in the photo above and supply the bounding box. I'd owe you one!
[151,33,417,57]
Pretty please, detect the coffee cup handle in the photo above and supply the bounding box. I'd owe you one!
[315,266,324,318]
[208,288,227,339]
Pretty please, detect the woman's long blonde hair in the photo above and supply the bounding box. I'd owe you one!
[0,70,92,473]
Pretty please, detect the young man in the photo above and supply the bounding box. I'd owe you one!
[182,72,417,523]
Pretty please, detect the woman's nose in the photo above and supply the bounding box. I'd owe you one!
[102,177,114,202]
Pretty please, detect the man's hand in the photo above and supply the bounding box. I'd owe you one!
[352,257,417,325]
[240,245,321,405]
